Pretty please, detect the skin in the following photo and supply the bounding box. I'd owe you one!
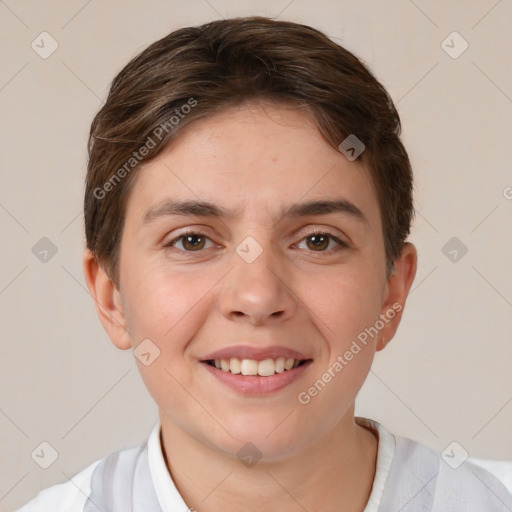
[84,101,417,512]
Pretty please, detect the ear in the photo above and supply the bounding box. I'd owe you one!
[376,242,417,351]
[83,248,132,350]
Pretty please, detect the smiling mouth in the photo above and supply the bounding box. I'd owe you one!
[204,357,312,377]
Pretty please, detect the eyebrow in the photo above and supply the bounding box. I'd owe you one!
[142,198,368,226]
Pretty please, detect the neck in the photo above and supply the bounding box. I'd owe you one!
[159,409,378,512]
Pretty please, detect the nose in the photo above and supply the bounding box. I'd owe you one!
[219,240,297,326]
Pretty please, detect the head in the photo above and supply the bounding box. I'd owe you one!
[83,16,417,460]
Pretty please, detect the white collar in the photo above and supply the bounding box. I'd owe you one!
[355,416,396,511]
[147,416,396,511]
[147,422,190,510]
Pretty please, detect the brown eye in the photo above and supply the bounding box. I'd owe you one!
[306,233,330,251]
[297,231,347,253]
[181,234,206,251]
[166,231,213,252]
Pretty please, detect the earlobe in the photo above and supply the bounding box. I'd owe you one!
[82,249,132,350]
[376,243,418,351]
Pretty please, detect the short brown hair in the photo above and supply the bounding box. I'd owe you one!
[85,16,414,287]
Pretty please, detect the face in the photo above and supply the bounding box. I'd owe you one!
[89,101,414,461]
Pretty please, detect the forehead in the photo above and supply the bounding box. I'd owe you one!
[124,102,380,229]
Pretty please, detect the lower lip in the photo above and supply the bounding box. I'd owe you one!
[201,361,312,396]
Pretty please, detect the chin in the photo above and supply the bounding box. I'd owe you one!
[209,411,316,461]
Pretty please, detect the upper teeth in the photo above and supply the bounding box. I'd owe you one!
[214,357,300,376]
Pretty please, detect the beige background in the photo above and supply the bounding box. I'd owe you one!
[1,0,511,510]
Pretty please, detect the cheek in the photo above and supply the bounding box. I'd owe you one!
[123,266,210,343]
[295,268,380,427]
[120,265,218,418]
[302,262,383,353]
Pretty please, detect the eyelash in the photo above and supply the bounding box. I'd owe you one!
[164,229,348,254]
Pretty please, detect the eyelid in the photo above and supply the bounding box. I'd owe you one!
[295,225,350,245]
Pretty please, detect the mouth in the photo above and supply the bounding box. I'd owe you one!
[203,357,311,377]
[199,346,313,395]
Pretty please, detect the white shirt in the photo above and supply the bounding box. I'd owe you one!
[16,417,512,511]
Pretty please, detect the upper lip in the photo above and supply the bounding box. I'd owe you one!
[201,345,312,362]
